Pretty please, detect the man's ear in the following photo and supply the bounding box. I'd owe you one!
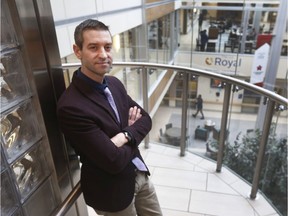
[73,44,82,59]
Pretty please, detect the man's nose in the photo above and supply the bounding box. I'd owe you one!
[98,47,108,58]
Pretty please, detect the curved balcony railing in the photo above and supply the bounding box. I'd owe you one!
[58,62,287,216]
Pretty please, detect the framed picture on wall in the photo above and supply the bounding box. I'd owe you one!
[210,78,221,88]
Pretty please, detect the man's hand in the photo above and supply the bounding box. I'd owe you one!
[111,106,142,148]
[111,133,127,147]
[128,106,142,126]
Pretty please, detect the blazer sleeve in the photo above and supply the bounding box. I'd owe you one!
[108,76,152,146]
[123,94,152,146]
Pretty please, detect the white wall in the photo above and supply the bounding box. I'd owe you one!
[50,0,141,22]
[175,52,287,79]
[96,0,141,12]
[50,0,143,58]
[100,9,142,36]
[174,0,182,10]
[51,0,97,21]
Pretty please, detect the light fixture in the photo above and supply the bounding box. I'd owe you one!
[113,34,121,53]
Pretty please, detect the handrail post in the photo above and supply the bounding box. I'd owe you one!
[142,66,150,149]
[216,83,231,172]
[180,72,189,156]
[250,99,275,199]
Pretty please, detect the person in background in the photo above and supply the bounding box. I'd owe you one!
[200,29,209,51]
[57,19,162,216]
[247,27,256,41]
[192,94,205,120]
[229,28,238,40]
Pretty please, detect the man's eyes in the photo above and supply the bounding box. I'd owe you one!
[105,45,112,51]
[88,45,112,51]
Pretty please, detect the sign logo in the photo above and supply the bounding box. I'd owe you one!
[205,57,242,68]
[205,57,213,65]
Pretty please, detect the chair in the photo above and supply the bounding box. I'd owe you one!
[169,135,190,146]
[195,126,209,141]
[169,137,180,146]
[224,38,238,53]
[212,127,229,141]
[159,128,168,143]
[206,42,216,52]
[206,141,218,160]
[224,39,233,52]
[196,38,201,51]
[244,42,253,54]
[165,123,172,130]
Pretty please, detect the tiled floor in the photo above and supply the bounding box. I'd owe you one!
[87,142,279,216]
[144,143,280,216]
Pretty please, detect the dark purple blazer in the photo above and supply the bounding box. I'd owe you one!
[57,70,152,212]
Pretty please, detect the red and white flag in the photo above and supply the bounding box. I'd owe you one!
[250,43,270,87]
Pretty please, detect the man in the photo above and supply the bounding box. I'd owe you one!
[200,29,208,51]
[57,19,162,216]
[192,94,205,119]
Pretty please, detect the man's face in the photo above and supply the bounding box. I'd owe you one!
[73,30,113,82]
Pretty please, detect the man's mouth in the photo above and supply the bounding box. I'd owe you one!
[97,61,110,65]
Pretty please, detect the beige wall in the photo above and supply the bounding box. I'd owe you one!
[149,70,174,112]
[146,2,175,23]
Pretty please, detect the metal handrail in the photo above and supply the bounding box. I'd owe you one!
[56,62,287,215]
[62,62,288,106]
[52,181,82,216]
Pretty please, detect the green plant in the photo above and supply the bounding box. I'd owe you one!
[223,125,287,215]
[220,125,287,215]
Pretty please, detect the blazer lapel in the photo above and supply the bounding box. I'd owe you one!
[72,73,120,124]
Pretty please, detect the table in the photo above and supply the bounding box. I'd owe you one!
[166,127,181,138]
[204,120,215,131]
[165,127,181,146]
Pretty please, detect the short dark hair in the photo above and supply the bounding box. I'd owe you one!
[74,19,111,49]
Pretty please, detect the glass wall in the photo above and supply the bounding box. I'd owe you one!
[156,1,287,215]
[148,14,174,64]
[150,68,287,216]
[111,11,181,105]
[167,0,287,116]
[179,1,285,54]
[113,31,133,62]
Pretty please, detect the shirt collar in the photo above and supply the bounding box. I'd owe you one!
[76,68,107,92]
